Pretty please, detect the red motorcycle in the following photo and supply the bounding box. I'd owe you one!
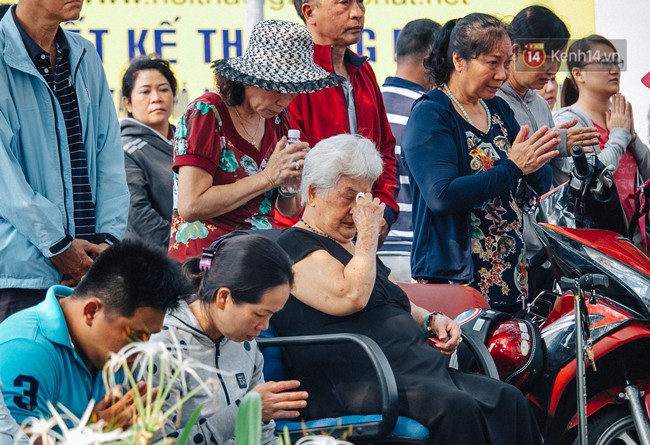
[451,146,650,444]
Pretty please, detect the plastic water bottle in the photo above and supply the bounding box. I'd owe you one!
[280,129,302,196]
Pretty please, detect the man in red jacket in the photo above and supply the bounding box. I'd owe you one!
[274,0,399,246]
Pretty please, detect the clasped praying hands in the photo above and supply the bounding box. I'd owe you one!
[508,125,560,175]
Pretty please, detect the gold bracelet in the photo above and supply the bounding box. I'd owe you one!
[260,170,276,189]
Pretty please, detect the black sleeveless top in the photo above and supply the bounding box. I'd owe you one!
[273,228,450,418]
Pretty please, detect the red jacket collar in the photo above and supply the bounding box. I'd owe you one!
[313,43,367,76]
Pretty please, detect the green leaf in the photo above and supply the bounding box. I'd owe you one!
[176,404,204,445]
[235,392,262,445]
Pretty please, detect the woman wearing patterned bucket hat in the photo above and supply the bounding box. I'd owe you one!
[168,19,340,262]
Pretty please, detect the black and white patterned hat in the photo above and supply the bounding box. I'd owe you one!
[212,19,340,94]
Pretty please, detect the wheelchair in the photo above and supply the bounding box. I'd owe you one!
[257,283,497,444]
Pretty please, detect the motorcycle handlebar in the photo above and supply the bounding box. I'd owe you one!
[571,145,593,179]
[560,274,610,293]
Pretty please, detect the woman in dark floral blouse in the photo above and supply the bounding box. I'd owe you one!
[168,20,339,262]
[402,13,560,313]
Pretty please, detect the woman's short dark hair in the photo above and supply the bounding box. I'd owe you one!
[121,55,178,103]
[216,75,246,107]
[561,35,618,107]
[508,6,570,55]
[424,13,510,86]
[183,233,294,306]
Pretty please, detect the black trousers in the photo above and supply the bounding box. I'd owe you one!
[0,288,47,323]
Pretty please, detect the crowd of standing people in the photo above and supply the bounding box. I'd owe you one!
[0,0,649,442]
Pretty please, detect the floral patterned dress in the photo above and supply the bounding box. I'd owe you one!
[464,113,527,308]
[168,92,288,262]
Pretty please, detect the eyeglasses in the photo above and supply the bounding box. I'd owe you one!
[581,59,625,69]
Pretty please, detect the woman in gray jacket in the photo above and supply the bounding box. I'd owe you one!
[121,56,177,248]
[554,35,650,218]
[499,6,600,161]
[149,233,307,445]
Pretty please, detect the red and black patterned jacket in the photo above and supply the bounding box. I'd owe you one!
[275,44,399,228]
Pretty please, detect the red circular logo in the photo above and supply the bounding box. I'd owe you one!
[522,43,546,69]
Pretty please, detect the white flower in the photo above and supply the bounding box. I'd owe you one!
[24,333,222,444]
[22,415,58,444]
[22,400,131,445]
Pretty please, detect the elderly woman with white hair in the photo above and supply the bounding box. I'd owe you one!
[272,134,541,444]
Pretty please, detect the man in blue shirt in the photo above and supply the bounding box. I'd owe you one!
[378,19,440,281]
[0,241,188,430]
[0,0,129,321]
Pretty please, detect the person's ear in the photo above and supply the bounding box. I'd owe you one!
[215,288,232,310]
[306,184,318,207]
[571,67,585,84]
[510,45,521,68]
[452,52,464,72]
[82,298,102,327]
[122,96,132,114]
[302,1,318,26]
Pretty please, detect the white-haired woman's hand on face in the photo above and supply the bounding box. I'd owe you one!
[263,136,310,189]
[606,93,633,135]
[508,125,560,175]
[353,193,385,240]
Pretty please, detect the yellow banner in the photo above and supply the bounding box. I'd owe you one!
[6,0,595,115]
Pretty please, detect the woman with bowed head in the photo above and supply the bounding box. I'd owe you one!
[272,134,542,444]
[554,35,650,219]
[497,6,599,296]
[149,233,308,445]
[121,56,178,249]
[168,19,340,262]
[501,6,600,161]
[401,13,560,313]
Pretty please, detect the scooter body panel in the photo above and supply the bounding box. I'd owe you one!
[547,322,650,417]
[540,224,650,276]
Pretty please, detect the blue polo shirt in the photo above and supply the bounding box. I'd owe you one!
[0,286,105,424]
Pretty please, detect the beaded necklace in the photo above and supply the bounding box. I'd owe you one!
[299,218,336,241]
[441,83,491,131]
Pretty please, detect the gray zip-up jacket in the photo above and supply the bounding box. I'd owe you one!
[553,106,650,186]
[149,301,278,445]
[497,81,570,156]
[121,117,173,249]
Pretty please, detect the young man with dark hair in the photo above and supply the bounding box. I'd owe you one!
[0,241,188,428]
[378,19,440,281]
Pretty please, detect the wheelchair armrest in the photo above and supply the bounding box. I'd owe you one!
[459,331,500,380]
[256,333,399,439]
